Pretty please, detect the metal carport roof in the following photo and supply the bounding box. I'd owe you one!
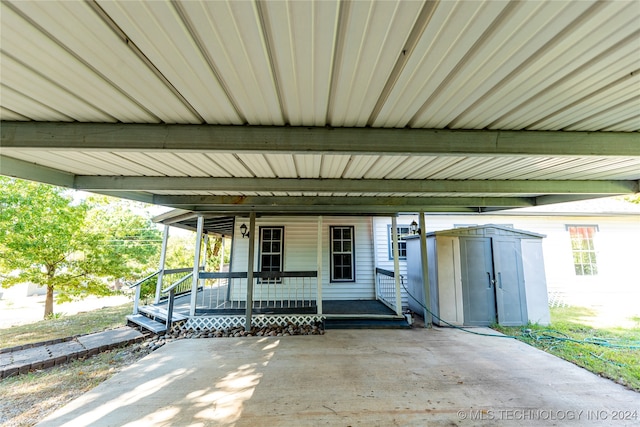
[1,0,638,214]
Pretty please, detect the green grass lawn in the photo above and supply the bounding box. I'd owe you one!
[493,306,640,392]
[0,302,133,349]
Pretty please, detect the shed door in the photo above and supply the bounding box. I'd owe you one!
[459,236,528,326]
[493,238,528,326]
[460,238,496,326]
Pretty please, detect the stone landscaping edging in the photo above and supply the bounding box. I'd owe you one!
[145,321,325,352]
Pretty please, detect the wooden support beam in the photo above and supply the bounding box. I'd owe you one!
[0,155,74,187]
[153,195,534,214]
[73,176,638,195]
[3,122,638,156]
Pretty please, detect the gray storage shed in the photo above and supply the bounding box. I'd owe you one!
[406,225,550,327]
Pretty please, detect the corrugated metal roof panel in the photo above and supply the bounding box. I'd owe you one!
[1,0,638,213]
[78,152,153,176]
[328,1,423,127]
[0,3,157,123]
[265,154,298,178]
[0,85,72,121]
[363,156,409,179]
[409,1,559,128]
[6,1,199,123]
[119,153,182,176]
[320,155,350,178]
[203,154,254,178]
[342,156,379,179]
[237,154,276,178]
[170,0,283,124]
[0,107,28,121]
[372,1,510,128]
[293,155,322,178]
[453,1,638,130]
[382,157,446,180]
[4,149,638,182]
[174,153,232,178]
[530,76,639,131]
[261,0,339,126]
[95,0,240,124]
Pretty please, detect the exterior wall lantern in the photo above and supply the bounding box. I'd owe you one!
[240,223,249,238]
[410,220,420,235]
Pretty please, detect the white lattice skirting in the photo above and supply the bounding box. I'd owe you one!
[184,315,325,331]
[548,290,569,308]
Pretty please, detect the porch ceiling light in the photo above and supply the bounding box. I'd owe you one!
[240,223,249,238]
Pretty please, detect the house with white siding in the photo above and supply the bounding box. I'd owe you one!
[373,198,640,322]
[129,212,409,334]
[130,197,639,333]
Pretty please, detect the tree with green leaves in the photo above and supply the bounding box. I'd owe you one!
[623,194,640,204]
[0,177,161,318]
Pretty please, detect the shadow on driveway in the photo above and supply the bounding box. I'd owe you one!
[38,328,639,426]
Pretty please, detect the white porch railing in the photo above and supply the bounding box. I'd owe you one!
[375,268,402,312]
[197,271,318,313]
[129,267,197,314]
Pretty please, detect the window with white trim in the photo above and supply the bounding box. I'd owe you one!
[330,226,355,282]
[567,225,598,276]
[259,227,283,283]
[387,225,410,260]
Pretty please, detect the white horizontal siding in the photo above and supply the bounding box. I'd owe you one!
[372,216,419,308]
[383,212,640,310]
[231,215,375,301]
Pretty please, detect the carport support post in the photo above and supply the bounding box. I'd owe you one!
[199,234,209,307]
[189,216,204,317]
[316,216,323,315]
[219,236,226,274]
[245,212,256,331]
[391,216,403,316]
[419,212,432,327]
[155,225,170,304]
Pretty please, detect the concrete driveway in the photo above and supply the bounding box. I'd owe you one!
[38,328,639,426]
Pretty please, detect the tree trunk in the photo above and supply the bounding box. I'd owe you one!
[44,284,54,319]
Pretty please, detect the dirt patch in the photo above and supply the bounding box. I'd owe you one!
[0,341,151,427]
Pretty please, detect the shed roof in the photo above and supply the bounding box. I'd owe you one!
[1,0,638,214]
[425,224,546,239]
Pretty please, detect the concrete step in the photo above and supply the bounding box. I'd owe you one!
[324,318,411,329]
[138,305,188,323]
[127,314,167,334]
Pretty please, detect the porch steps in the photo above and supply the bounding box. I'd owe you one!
[126,305,189,334]
[138,305,188,323]
[324,317,411,329]
[126,314,167,334]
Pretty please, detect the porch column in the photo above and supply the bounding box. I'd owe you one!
[219,236,226,274]
[199,234,209,307]
[154,224,170,304]
[391,216,403,316]
[316,216,323,315]
[245,212,256,330]
[419,212,432,327]
[189,216,204,316]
